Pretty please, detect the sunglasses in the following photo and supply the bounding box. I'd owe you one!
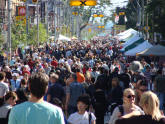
[127,95,135,99]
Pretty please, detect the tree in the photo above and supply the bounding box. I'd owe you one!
[125,0,139,29]
[28,23,47,45]
[0,33,5,46]
[147,0,165,38]
[78,0,112,36]
[11,20,47,48]
[125,0,165,40]
[61,0,112,39]
[11,21,27,49]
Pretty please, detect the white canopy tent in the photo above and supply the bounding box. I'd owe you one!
[117,28,136,36]
[116,28,137,41]
[124,41,153,56]
[122,33,142,48]
[138,45,165,56]
[58,34,71,41]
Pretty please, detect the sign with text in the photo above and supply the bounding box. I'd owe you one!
[16,6,26,16]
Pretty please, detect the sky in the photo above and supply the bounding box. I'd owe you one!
[104,0,129,28]
[90,0,129,31]
[111,0,128,8]
[105,0,128,16]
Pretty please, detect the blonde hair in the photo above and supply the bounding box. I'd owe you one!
[86,71,91,80]
[123,88,135,104]
[123,88,135,96]
[139,91,162,120]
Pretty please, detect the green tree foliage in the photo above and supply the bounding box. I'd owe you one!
[0,33,5,46]
[11,21,27,49]
[11,20,47,48]
[147,0,165,38]
[125,1,138,29]
[125,0,165,38]
[28,23,47,45]
[0,28,4,46]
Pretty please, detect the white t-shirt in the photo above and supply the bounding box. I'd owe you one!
[162,67,165,76]
[108,105,144,124]
[0,81,9,97]
[68,111,96,124]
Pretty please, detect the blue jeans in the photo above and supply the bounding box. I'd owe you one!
[156,92,165,113]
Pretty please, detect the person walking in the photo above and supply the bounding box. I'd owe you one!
[68,94,96,124]
[65,73,85,115]
[8,73,65,124]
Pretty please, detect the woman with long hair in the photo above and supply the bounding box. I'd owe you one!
[109,88,144,124]
[115,91,165,124]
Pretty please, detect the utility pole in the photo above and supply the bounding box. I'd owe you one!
[54,1,56,42]
[142,0,144,37]
[146,0,149,40]
[71,9,74,37]
[76,11,80,40]
[8,0,11,61]
[136,0,141,36]
[26,1,29,46]
[37,3,39,46]
[45,0,49,40]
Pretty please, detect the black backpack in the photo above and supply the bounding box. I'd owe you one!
[109,103,124,116]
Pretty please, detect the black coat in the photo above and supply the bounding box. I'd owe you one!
[116,115,165,124]
[109,86,123,105]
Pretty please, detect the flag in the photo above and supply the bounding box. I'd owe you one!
[115,15,119,23]
[124,16,128,22]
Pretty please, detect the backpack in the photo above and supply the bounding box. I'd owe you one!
[89,112,92,124]
[109,103,124,116]
[118,105,124,116]
[104,104,124,124]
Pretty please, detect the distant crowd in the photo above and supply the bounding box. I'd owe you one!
[0,39,165,124]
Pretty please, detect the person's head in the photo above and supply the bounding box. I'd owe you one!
[138,80,148,97]
[113,67,119,73]
[50,73,59,83]
[123,88,135,105]
[44,63,48,68]
[5,91,17,106]
[20,78,27,88]
[23,73,29,80]
[70,73,77,82]
[112,77,120,88]
[139,91,162,120]
[4,66,10,72]
[77,94,90,113]
[28,73,49,99]
[0,72,6,81]
[124,68,129,73]
[145,65,150,72]
[38,68,45,73]
[85,72,91,82]
[76,68,81,73]
[129,61,143,73]
[157,69,162,75]
[12,73,18,80]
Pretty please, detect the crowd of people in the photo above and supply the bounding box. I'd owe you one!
[0,39,165,124]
